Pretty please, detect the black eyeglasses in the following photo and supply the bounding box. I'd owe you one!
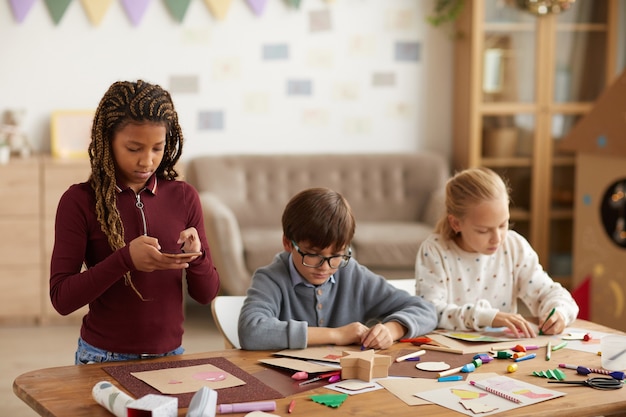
[291,240,351,269]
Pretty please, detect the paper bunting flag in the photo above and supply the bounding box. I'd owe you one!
[246,0,268,16]
[9,0,37,23]
[310,394,348,408]
[285,0,302,9]
[121,0,152,26]
[79,0,112,26]
[164,0,192,23]
[44,0,72,25]
[203,0,233,20]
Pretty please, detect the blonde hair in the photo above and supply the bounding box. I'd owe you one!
[435,167,511,240]
[88,80,183,298]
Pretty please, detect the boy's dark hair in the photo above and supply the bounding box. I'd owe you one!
[88,80,183,298]
[282,187,355,251]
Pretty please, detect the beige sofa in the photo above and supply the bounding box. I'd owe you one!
[184,153,450,295]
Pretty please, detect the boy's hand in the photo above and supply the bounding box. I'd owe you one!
[331,322,370,346]
[361,322,406,350]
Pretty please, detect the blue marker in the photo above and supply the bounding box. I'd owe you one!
[438,375,463,382]
[514,353,537,362]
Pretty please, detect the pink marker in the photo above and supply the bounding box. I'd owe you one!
[218,401,276,414]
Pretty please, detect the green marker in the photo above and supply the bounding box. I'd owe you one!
[539,307,556,335]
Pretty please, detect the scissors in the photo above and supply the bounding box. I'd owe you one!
[548,377,624,390]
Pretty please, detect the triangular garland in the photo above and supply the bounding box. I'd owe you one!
[120,0,152,26]
[164,0,192,23]
[203,0,233,20]
[79,0,113,26]
[44,0,73,25]
[285,0,302,9]
[9,0,37,23]
[246,0,268,16]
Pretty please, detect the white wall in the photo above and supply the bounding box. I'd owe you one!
[0,0,454,161]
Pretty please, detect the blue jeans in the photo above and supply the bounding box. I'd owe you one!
[75,337,184,365]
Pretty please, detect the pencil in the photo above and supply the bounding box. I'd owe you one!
[469,381,522,404]
[395,349,426,363]
[546,341,552,361]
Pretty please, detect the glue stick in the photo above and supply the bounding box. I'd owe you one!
[92,381,135,417]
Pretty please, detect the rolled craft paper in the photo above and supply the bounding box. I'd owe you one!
[92,381,135,417]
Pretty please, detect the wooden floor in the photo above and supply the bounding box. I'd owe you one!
[1,302,225,417]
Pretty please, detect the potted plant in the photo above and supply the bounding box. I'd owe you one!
[428,0,465,27]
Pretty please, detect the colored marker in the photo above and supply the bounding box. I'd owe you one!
[558,364,625,380]
[539,307,556,335]
[395,349,426,363]
[552,341,568,351]
[546,341,552,361]
[288,399,295,413]
[514,353,536,362]
[218,401,276,414]
[438,375,463,382]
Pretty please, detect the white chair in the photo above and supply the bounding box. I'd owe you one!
[210,295,246,349]
[388,279,415,295]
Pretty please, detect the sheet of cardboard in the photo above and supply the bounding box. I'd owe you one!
[422,332,555,355]
[377,372,498,406]
[273,346,360,363]
[131,363,245,394]
[259,357,339,374]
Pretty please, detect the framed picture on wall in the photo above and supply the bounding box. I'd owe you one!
[50,109,94,159]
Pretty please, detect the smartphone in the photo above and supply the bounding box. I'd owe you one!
[163,252,202,258]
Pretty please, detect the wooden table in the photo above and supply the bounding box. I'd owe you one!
[13,319,626,417]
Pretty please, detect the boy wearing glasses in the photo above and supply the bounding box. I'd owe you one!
[238,187,437,350]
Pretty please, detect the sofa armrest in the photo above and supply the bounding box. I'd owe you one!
[199,193,252,295]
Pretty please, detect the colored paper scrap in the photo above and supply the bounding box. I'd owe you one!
[311,394,348,408]
[204,0,233,20]
[9,0,37,23]
[246,0,268,16]
[164,0,192,22]
[79,0,112,26]
[121,0,152,26]
[532,369,566,380]
[44,0,72,25]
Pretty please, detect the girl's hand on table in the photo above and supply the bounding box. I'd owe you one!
[492,312,536,339]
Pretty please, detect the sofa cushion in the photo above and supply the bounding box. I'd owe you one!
[242,228,284,273]
[353,221,432,270]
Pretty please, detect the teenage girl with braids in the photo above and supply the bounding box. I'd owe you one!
[50,80,220,364]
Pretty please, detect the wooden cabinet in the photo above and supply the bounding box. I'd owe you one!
[40,157,91,324]
[0,158,42,323]
[0,156,90,324]
[453,0,620,289]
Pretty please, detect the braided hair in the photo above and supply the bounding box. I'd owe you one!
[88,80,184,298]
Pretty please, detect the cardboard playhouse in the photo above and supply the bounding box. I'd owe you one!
[557,68,626,331]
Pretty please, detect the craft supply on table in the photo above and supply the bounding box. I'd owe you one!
[548,377,624,390]
[299,371,342,386]
[514,353,537,362]
[438,375,464,382]
[506,364,518,373]
[437,362,476,378]
[552,341,568,351]
[92,381,135,417]
[416,361,451,372]
[288,399,296,413]
[546,341,552,361]
[532,369,566,380]
[395,349,426,362]
[558,363,625,380]
[217,400,276,414]
[469,380,521,403]
[185,387,217,417]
